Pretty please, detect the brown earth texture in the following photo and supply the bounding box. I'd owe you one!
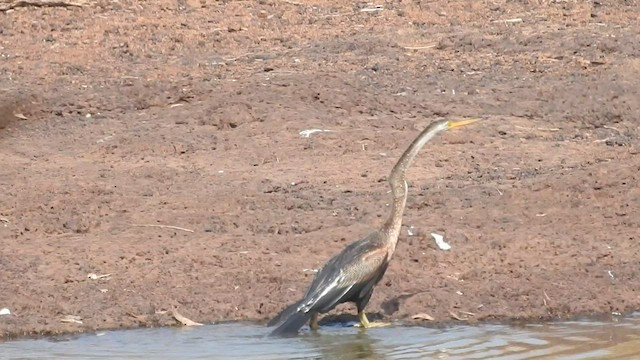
[1,0,640,341]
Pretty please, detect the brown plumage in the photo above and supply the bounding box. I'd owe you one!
[267,118,478,337]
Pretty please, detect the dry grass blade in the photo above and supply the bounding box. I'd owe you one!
[492,18,523,24]
[133,224,194,233]
[126,312,148,322]
[543,290,552,306]
[60,315,83,324]
[280,0,302,5]
[449,310,468,321]
[172,310,203,326]
[360,6,383,12]
[403,45,436,50]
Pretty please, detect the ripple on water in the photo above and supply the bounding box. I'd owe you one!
[1,316,640,360]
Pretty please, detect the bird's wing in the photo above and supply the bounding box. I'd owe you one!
[296,268,354,313]
[297,234,388,313]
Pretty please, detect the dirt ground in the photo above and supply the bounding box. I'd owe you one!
[1,0,639,340]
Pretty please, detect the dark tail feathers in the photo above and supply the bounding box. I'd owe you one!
[267,299,304,327]
[267,299,312,337]
[268,310,312,337]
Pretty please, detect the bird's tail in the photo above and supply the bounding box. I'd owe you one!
[268,310,312,337]
[267,299,304,327]
[267,299,312,337]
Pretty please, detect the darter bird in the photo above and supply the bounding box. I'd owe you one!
[267,118,479,337]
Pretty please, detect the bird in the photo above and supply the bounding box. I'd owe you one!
[267,118,479,337]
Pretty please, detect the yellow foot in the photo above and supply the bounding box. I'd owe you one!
[353,321,390,328]
[354,311,390,328]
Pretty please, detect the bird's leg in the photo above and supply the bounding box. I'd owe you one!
[358,311,371,328]
[354,311,390,328]
[309,312,319,331]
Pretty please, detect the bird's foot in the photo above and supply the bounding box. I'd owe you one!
[354,312,390,328]
[356,311,370,328]
[353,321,390,328]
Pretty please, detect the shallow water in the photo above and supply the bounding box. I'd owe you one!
[2,315,640,360]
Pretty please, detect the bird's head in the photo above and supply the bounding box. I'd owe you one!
[447,118,479,129]
[429,118,479,133]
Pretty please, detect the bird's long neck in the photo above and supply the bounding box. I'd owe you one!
[382,124,442,251]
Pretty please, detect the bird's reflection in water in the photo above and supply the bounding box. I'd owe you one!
[301,327,388,360]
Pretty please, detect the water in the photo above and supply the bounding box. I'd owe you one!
[2,316,640,360]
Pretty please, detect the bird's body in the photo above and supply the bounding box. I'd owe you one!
[268,118,478,336]
[268,230,391,336]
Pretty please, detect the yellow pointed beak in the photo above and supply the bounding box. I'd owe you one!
[447,118,479,129]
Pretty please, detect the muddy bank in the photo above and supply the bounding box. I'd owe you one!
[1,0,639,339]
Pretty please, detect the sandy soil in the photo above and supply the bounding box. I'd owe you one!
[1,0,639,340]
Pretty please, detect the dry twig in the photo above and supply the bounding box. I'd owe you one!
[492,18,523,24]
[449,310,470,321]
[403,45,436,50]
[280,0,302,5]
[60,315,83,324]
[172,310,203,326]
[132,224,194,233]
